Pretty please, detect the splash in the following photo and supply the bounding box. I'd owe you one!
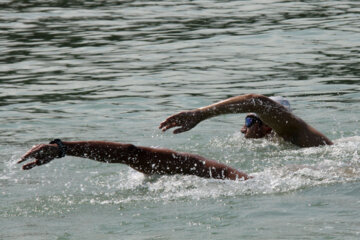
[2,136,360,217]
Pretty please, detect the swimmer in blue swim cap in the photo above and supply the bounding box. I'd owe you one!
[160,94,332,147]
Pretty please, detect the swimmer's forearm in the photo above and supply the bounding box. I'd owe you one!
[62,141,139,163]
[195,94,269,120]
[62,141,249,180]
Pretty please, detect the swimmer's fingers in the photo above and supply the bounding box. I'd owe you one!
[173,128,186,134]
[159,120,188,134]
[173,125,193,134]
[22,157,53,170]
[17,144,46,164]
[22,161,38,170]
[159,114,183,131]
[159,119,180,132]
[160,121,192,134]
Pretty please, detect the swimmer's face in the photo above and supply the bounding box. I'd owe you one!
[241,115,271,139]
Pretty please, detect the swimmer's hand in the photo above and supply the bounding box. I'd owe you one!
[159,110,203,134]
[17,144,59,170]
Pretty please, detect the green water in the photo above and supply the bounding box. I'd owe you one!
[1,0,360,239]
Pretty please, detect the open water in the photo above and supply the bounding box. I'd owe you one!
[1,0,360,239]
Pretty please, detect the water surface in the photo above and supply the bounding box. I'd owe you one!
[1,1,360,239]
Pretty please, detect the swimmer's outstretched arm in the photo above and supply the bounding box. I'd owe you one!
[159,93,332,147]
[18,141,249,181]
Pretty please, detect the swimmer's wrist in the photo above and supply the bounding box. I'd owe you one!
[49,139,67,158]
[197,107,218,120]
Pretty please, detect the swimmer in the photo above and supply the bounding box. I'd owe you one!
[160,94,333,147]
[18,94,332,181]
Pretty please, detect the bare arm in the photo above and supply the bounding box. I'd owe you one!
[18,141,249,181]
[159,94,332,147]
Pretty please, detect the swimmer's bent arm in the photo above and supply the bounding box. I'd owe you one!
[160,94,290,133]
[159,93,333,147]
[18,141,249,181]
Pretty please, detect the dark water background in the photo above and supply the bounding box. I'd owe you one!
[1,1,360,239]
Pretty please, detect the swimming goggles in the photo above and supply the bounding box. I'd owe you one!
[245,115,262,128]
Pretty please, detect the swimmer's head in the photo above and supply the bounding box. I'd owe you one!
[241,96,291,138]
[241,114,272,138]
